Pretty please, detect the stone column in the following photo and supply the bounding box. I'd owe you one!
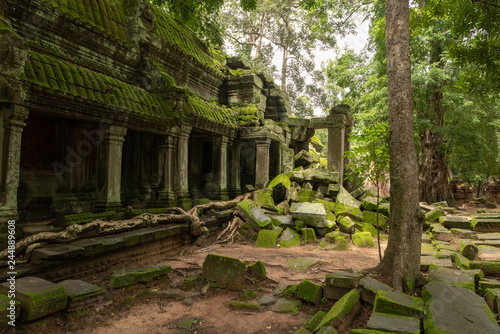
[95,125,127,211]
[326,107,352,183]
[255,138,271,188]
[157,134,177,206]
[213,136,229,200]
[176,124,192,209]
[0,105,28,221]
[228,139,241,198]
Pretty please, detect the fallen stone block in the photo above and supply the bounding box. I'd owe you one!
[202,254,246,286]
[271,297,302,315]
[315,289,361,332]
[253,189,275,209]
[431,227,453,242]
[439,216,472,230]
[304,310,325,332]
[452,253,471,270]
[427,266,475,291]
[247,261,266,281]
[295,150,316,168]
[451,228,477,238]
[352,232,375,247]
[469,260,500,276]
[357,277,394,305]
[315,220,336,237]
[286,187,300,202]
[420,256,453,271]
[316,199,336,212]
[336,186,361,208]
[257,295,276,306]
[255,229,281,248]
[302,228,317,243]
[279,227,301,247]
[58,280,104,312]
[30,244,86,265]
[328,184,340,198]
[362,211,388,230]
[373,290,424,317]
[290,202,326,227]
[110,265,172,288]
[325,231,349,244]
[0,276,67,322]
[297,279,323,305]
[485,288,500,313]
[268,174,291,203]
[472,218,500,232]
[335,203,363,222]
[459,239,478,259]
[324,272,362,300]
[303,169,339,184]
[236,199,272,231]
[316,326,338,334]
[269,214,294,228]
[423,281,500,334]
[287,170,305,183]
[425,207,446,224]
[366,312,420,334]
[479,278,500,292]
[338,216,356,234]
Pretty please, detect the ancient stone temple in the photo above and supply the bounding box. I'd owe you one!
[0,0,352,225]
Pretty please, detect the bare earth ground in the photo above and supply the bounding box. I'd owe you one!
[9,237,387,334]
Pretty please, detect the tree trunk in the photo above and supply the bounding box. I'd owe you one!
[378,0,422,290]
[417,41,455,206]
[281,10,290,90]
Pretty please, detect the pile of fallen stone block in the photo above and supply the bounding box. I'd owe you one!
[236,162,390,249]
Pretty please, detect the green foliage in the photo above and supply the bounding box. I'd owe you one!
[344,122,390,187]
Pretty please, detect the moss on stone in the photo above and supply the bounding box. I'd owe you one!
[315,289,360,331]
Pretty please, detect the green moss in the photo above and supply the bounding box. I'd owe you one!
[241,289,258,301]
[315,289,360,330]
[229,301,261,312]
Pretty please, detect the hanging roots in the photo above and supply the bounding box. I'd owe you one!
[215,217,244,245]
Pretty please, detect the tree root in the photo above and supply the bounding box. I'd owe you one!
[214,217,243,245]
[0,193,252,265]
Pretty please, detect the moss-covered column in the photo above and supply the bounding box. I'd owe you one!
[255,138,271,188]
[157,134,177,206]
[0,105,28,221]
[176,124,192,209]
[228,139,241,198]
[95,125,127,211]
[214,135,229,200]
[327,106,352,182]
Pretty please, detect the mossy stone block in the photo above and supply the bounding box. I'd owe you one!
[298,188,318,202]
[325,231,349,243]
[427,266,475,291]
[362,211,389,230]
[255,229,280,248]
[203,254,246,286]
[425,207,446,223]
[440,216,472,230]
[366,312,420,334]
[335,203,363,222]
[0,276,67,322]
[357,277,394,305]
[361,223,378,237]
[271,297,302,315]
[336,186,361,208]
[325,272,362,289]
[247,260,266,280]
[58,280,104,312]
[316,326,338,334]
[317,199,336,212]
[479,278,500,292]
[453,253,470,270]
[484,288,500,313]
[268,174,291,203]
[279,227,301,247]
[109,265,171,288]
[253,189,275,209]
[296,279,323,305]
[236,199,272,231]
[302,228,317,243]
[338,216,356,234]
[315,289,360,330]
[352,232,375,247]
[229,301,261,312]
[304,310,325,331]
[374,290,424,317]
[290,202,327,227]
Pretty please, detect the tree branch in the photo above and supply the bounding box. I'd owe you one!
[471,0,500,8]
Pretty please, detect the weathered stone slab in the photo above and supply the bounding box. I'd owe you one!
[298,189,319,202]
[268,174,291,203]
[286,257,319,270]
[315,289,360,331]
[203,254,246,286]
[271,297,302,315]
[236,199,272,231]
[338,216,356,234]
[290,202,327,227]
[325,272,363,289]
[304,311,326,332]
[253,189,275,209]
[110,265,172,288]
[328,184,340,198]
[336,186,361,209]
[366,312,420,334]
[279,227,301,247]
[423,281,500,334]
[472,218,500,232]
[229,301,261,312]
[297,278,323,305]
[469,260,500,276]
[30,244,85,264]
[485,288,500,313]
[421,256,453,271]
[439,216,471,230]
[335,203,363,222]
[357,277,394,305]
[302,228,317,243]
[58,280,104,312]
[475,239,500,247]
[373,290,423,317]
[479,245,500,254]
[0,276,67,322]
[247,261,266,281]
[479,278,500,292]
[425,207,446,224]
[352,232,375,247]
[269,214,294,228]
[255,229,281,248]
[427,266,475,290]
[303,169,339,184]
[419,202,436,212]
[451,228,477,238]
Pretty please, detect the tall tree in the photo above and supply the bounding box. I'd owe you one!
[377,0,421,289]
